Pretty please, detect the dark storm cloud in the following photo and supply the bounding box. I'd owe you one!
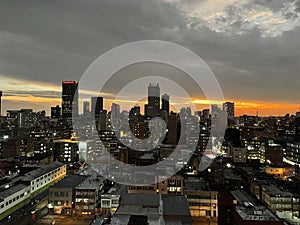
[0,0,299,105]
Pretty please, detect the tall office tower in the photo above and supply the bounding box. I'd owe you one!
[202,109,210,120]
[145,83,160,118]
[83,100,90,116]
[17,109,33,128]
[0,91,2,116]
[91,97,103,118]
[51,105,61,119]
[62,81,79,118]
[99,110,108,131]
[162,93,170,115]
[111,103,120,128]
[223,102,235,120]
[168,112,178,145]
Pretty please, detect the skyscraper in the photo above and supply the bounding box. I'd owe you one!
[145,83,160,118]
[111,103,120,130]
[223,102,235,120]
[162,93,170,115]
[83,100,90,116]
[91,97,103,118]
[0,91,2,116]
[62,81,78,118]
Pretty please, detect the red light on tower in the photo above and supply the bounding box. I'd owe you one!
[62,81,76,84]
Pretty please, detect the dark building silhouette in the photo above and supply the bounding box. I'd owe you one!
[0,91,2,116]
[91,96,103,118]
[168,112,178,145]
[62,81,78,118]
[145,83,160,118]
[51,105,61,119]
[223,102,235,120]
[129,105,141,118]
[162,93,170,115]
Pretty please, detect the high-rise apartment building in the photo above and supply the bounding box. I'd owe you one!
[162,93,170,115]
[145,83,160,118]
[223,102,235,120]
[0,91,2,116]
[91,96,103,118]
[62,81,78,118]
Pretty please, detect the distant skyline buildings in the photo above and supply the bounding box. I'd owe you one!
[0,80,299,117]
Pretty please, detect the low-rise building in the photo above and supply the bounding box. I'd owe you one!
[231,189,283,225]
[127,175,183,195]
[0,162,66,220]
[49,174,86,215]
[100,184,126,217]
[184,177,218,217]
[75,177,104,215]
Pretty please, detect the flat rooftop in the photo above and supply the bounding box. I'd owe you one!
[184,177,206,191]
[235,205,280,221]
[50,175,86,189]
[163,196,190,217]
[231,190,280,222]
[22,162,65,181]
[121,194,160,206]
[0,183,28,200]
[75,177,104,190]
[262,183,294,197]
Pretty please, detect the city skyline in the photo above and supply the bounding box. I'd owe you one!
[0,78,299,117]
[2,80,300,116]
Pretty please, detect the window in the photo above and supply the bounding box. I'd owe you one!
[60,192,65,197]
[112,200,118,205]
[102,200,110,207]
[54,192,59,197]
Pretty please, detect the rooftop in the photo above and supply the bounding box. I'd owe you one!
[0,183,28,200]
[50,175,86,189]
[104,184,127,196]
[22,162,65,181]
[75,177,104,190]
[231,190,280,222]
[262,183,294,197]
[163,196,190,217]
[121,194,160,206]
[184,177,206,191]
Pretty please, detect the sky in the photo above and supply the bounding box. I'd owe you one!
[0,0,300,116]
